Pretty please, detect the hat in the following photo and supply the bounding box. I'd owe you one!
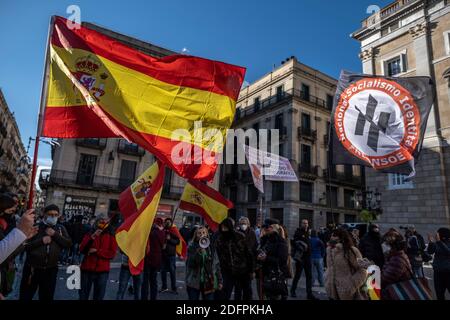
[262,218,280,228]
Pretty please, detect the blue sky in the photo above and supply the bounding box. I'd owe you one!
[0,0,393,168]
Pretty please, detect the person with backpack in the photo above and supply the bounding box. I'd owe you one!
[405,228,425,278]
[427,228,450,300]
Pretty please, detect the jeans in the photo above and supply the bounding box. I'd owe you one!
[291,258,313,297]
[412,265,424,278]
[79,271,109,300]
[161,256,176,291]
[434,271,450,300]
[141,266,159,300]
[19,264,58,301]
[116,267,142,300]
[70,243,81,265]
[311,258,324,287]
[187,286,214,300]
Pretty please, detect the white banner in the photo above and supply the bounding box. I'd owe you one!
[244,146,264,193]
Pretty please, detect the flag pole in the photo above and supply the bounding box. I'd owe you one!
[27,16,55,209]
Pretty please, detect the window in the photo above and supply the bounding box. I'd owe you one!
[444,31,450,55]
[229,186,237,203]
[247,184,259,202]
[301,144,311,167]
[384,54,407,76]
[301,113,311,134]
[326,94,334,110]
[109,199,119,213]
[299,209,314,229]
[326,212,340,225]
[272,182,284,201]
[276,86,284,101]
[344,165,353,180]
[300,181,313,203]
[344,189,355,208]
[327,186,338,207]
[76,154,97,186]
[270,208,284,224]
[301,84,310,101]
[279,143,284,157]
[275,114,283,130]
[254,97,261,111]
[388,173,414,190]
[344,214,356,223]
[119,160,137,189]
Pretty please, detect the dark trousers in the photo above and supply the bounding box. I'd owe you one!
[187,286,214,300]
[116,267,142,300]
[19,264,58,301]
[161,255,176,291]
[219,271,252,300]
[291,259,313,297]
[79,271,109,300]
[434,270,450,300]
[141,266,159,300]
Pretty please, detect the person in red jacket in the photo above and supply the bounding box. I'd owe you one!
[79,215,117,300]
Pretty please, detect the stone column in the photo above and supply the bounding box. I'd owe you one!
[359,47,375,75]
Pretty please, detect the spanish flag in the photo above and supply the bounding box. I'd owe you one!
[42,16,246,181]
[118,161,160,220]
[179,180,233,232]
[115,161,165,274]
[171,225,187,260]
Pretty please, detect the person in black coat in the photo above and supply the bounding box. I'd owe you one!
[258,221,289,300]
[427,227,450,300]
[359,223,385,269]
[290,219,318,300]
[160,218,180,293]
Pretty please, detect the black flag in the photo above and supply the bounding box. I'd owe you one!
[330,70,434,175]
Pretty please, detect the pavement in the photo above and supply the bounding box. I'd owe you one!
[7,259,444,300]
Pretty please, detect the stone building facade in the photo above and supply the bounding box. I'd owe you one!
[352,0,450,234]
[220,57,363,236]
[39,21,219,227]
[0,89,30,196]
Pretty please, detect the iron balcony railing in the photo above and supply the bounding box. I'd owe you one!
[117,140,145,156]
[75,138,107,150]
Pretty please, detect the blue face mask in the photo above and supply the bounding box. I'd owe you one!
[45,216,58,226]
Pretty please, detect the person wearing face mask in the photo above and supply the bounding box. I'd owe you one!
[359,223,385,269]
[380,229,413,299]
[215,217,254,300]
[185,226,222,300]
[235,217,257,300]
[78,214,117,300]
[19,204,72,300]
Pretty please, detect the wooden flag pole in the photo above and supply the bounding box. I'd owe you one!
[27,16,55,209]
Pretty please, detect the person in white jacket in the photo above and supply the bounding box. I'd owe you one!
[0,209,37,264]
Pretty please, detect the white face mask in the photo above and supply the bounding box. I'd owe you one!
[240,224,248,231]
[382,242,391,254]
[45,216,58,226]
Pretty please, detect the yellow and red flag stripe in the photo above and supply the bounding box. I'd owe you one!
[170,225,187,260]
[115,160,165,275]
[179,180,233,232]
[42,16,246,180]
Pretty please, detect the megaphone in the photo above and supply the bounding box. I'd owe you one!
[199,236,210,249]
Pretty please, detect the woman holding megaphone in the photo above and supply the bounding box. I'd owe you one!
[185,226,222,300]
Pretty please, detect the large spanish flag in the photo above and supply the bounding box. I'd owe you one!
[42,16,246,180]
[115,161,165,274]
[179,180,233,232]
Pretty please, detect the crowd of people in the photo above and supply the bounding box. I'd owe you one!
[1,191,450,300]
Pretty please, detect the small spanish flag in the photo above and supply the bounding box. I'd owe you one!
[115,161,165,275]
[42,16,246,181]
[171,225,187,260]
[179,180,233,232]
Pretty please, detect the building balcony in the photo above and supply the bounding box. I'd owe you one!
[298,164,319,180]
[224,171,239,185]
[235,88,328,123]
[322,168,362,187]
[162,185,184,200]
[297,127,317,142]
[240,169,253,182]
[76,138,107,150]
[117,140,145,157]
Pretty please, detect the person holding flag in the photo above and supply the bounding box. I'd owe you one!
[160,218,180,294]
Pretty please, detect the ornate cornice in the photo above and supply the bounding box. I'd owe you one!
[409,21,428,39]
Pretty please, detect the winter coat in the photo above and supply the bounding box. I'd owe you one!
[185,242,222,292]
[69,222,89,244]
[381,250,412,289]
[215,230,254,276]
[324,243,368,300]
[162,228,180,257]
[259,233,289,279]
[427,240,450,272]
[145,226,165,269]
[292,228,311,260]
[80,230,117,273]
[242,227,258,268]
[24,222,72,269]
[310,236,325,260]
[359,232,384,268]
